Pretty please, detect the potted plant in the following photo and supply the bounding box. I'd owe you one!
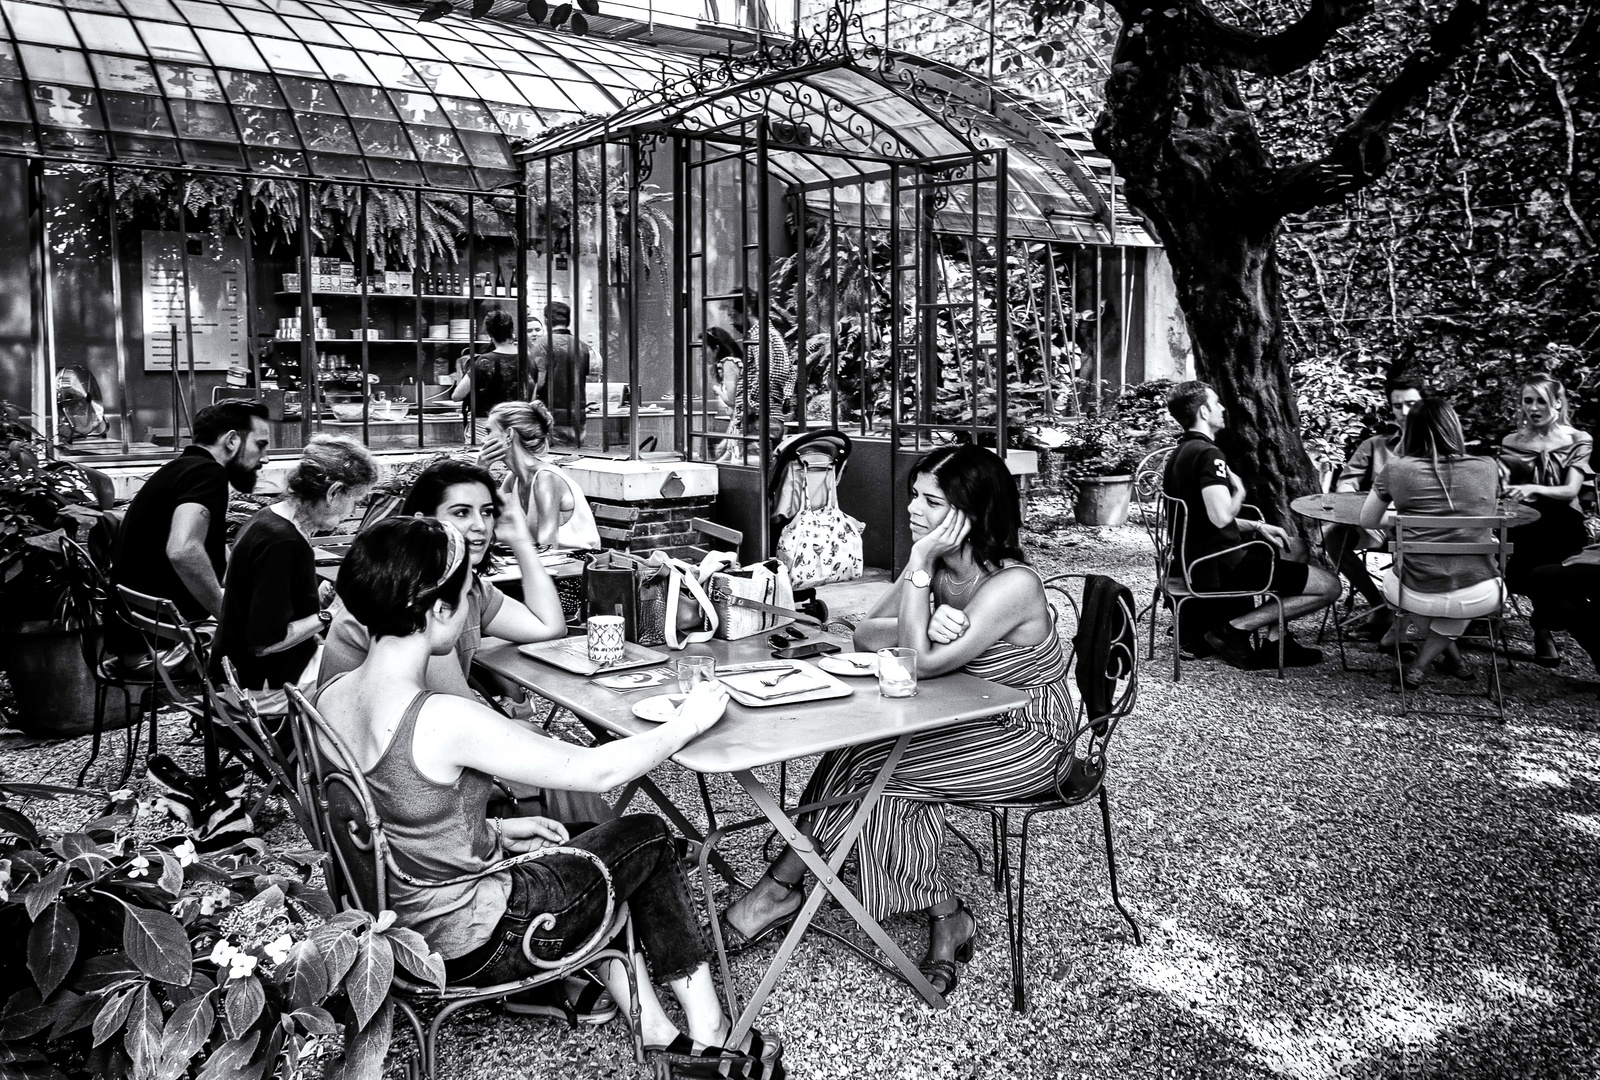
[1044,381,1175,527]
[0,402,111,736]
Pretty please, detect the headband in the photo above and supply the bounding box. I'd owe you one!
[426,524,467,593]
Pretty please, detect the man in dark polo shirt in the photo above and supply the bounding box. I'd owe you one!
[530,301,591,449]
[1162,381,1340,668]
[108,400,272,658]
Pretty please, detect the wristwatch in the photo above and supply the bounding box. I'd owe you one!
[908,569,932,589]
[317,609,333,630]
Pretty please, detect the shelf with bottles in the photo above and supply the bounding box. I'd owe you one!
[273,292,522,301]
[283,258,517,300]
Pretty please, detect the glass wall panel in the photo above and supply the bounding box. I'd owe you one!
[0,158,35,429]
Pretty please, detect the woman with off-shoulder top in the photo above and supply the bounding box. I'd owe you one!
[1497,373,1593,666]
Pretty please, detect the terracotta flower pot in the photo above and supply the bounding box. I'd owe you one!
[0,620,102,736]
[1074,475,1135,527]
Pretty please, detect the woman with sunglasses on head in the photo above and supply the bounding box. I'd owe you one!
[722,444,1071,999]
[1498,373,1593,666]
[481,399,601,552]
[315,519,783,1078]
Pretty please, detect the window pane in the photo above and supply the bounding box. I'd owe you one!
[141,21,207,62]
[246,145,307,173]
[112,131,180,160]
[0,119,39,150]
[303,2,360,24]
[40,127,107,151]
[408,124,464,164]
[69,12,138,52]
[351,117,412,158]
[381,30,443,61]
[486,103,542,140]
[0,78,33,122]
[169,97,235,139]
[194,28,265,70]
[333,23,391,54]
[261,0,316,16]
[429,37,489,66]
[505,73,574,112]
[333,82,396,120]
[233,104,298,145]
[33,83,101,127]
[217,68,284,106]
[438,95,497,132]
[280,15,342,45]
[2,0,79,46]
[156,62,223,100]
[421,161,470,188]
[228,8,291,35]
[121,0,184,19]
[20,45,93,85]
[364,156,420,183]
[553,79,618,114]
[65,0,126,12]
[456,128,510,169]
[307,44,374,84]
[388,88,443,126]
[255,36,320,77]
[297,111,356,152]
[90,54,160,94]
[278,75,344,115]
[171,0,237,28]
[307,150,363,177]
[361,53,424,90]
[180,138,243,166]
[0,42,18,79]
[103,90,172,133]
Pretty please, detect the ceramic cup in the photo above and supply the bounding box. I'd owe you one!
[587,615,626,665]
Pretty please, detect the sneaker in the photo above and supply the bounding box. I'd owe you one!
[1202,625,1257,670]
[504,976,617,1027]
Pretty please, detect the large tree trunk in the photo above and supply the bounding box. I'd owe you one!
[1095,45,1317,526]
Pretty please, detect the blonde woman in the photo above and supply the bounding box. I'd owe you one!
[483,399,601,551]
[1498,373,1593,666]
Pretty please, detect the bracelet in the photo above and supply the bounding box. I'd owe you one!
[488,817,502,842]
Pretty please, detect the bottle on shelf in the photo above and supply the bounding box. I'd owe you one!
[494,263,506,297]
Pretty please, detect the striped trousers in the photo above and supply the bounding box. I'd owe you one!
[797,718,1060,920]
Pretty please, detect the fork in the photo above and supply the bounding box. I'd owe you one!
[760,667,804,687]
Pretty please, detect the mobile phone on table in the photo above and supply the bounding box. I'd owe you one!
[771,641,841,660]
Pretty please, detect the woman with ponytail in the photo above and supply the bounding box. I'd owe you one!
[484,399,601,550]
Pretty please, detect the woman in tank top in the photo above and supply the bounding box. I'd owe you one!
[723,446,1070,1000]
[484,399,601,551]
[315,518,783,1077]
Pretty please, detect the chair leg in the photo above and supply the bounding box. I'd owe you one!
[1147,585,1160,662]
[1170,597,1184,682]
[945,820,986,880]
[1487,618,1507,724]
[118,689,149,788]
[1098,787,1141,946]
[990,812,1005,893]
[1011,811,1031,1012]
[393,999,427,1079]
[77,682,110,788]
[425,1000,476,1080]
[625,916,644,1065]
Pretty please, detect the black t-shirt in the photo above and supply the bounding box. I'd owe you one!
[216,507,319,691]
[467,348,522,418]
[109,446,229,650]
[1163,431,1244,568]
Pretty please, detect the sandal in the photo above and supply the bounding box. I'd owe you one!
[1390,666,1424,692]
[918,899,979,997]
[503,975,616,1027]
[646,1027,782,1079]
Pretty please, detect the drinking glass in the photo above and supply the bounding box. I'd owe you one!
[676,656,717,694]
[876,648,918,698]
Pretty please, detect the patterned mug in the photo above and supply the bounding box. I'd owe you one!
[587,615,626,665]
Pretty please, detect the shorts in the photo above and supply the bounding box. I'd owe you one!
[1192,545,1310,598]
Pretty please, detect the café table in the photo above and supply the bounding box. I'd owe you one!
[1290,491,1539,665]
[473,632,1030,1041]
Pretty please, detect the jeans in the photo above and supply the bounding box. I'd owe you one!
[443,815,709,987]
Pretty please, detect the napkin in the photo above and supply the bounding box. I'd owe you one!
[719,668,829,700]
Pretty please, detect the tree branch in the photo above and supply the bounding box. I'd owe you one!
[1194,0,1374,77]
[1269,0,1487,217]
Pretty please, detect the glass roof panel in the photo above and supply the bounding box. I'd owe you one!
[69,11,138,51]
[437,94,496,132]
[197,27,267,67]
[280,14,343,44]
[140,20,207,61]
[172,0,238,28]
[232,104,297,145]
[0,40,18,77]
[351,116,411,158]
[34,83,101,127]
[169,96,236,139]
[245,145,306,172]
[156,61,224,100]
[180,137,243,165]
[262,0,317,17]
[407,123,463,163]
[66,0,126,13]
[381,29,443,60]
[254,35,321,76]
[90,53,161,93]
[5,1,79,46]
[296,110,355,151]
[455,127,509,168]
[20,44,93,84]
[486,101,542,139]
[120,0,184,19]
[103,89,171,132]
[278,74,343,114]
[217,68,283,106]
[307,44,374,84]
[333,81,397,120]
[333,24,390,53]
[228,7,289,35]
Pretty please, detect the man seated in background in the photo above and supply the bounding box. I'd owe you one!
[1326,379,1425,639]
[1162,381,1341,669]
[109,400,271,661]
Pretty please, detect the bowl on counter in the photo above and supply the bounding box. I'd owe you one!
[329,402,366,422]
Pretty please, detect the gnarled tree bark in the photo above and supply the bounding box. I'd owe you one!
[1065,0,1486,523]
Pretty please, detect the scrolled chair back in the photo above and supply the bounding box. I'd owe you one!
[1044,574,1139,807]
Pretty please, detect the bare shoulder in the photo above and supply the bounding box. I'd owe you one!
[982,564,1047,606]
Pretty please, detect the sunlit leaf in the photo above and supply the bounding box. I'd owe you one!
[28,903,79,998]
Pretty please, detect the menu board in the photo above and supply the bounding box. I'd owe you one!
[141,231,247,373]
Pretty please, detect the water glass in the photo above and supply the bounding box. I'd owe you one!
[586,615,626,665]
[876,648,918,698]
[676,656,717,694]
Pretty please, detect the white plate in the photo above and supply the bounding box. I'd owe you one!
[819,652,879,677]
[632,693,686,722]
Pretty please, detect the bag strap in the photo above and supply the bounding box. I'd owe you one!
[653,550,717,649]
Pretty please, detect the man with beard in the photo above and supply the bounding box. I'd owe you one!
[109,400,271,662]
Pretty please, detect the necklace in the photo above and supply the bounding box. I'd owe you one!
[941,566,985,592]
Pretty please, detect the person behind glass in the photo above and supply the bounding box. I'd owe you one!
[319,459,566,700]
[108,400,272,662]
[529,301,591,451]
[724,446,1072,998]
[1497,373,1594,666]
[482,400,601,551]
[1325,379,1425,640]
[1359,399,1501,691]
[451,309,522,438]
[215,435,375,711]
[316,519,785,1076]
[706,287,794,463]
[1161,381,1341,669]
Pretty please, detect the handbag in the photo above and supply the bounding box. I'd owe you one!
[777,497,864,591]
[708,558,795,640]
[583,550,671,646]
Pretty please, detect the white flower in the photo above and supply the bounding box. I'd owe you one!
[264,934,293,965]
[200,893,230,916]
[374,911,396,933]
[111,789,135,802]
[127,855,150,878]
[227,953,257,980]
[209,938,238,967]
[173,840,198,867]
[0,887,8,903]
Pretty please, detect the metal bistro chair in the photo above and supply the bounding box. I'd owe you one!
[1388,514,1512,723]
[59,538,158,787]
[1147,495,1286,680]
[952,573,1143,1012]
[282,685,644,1080]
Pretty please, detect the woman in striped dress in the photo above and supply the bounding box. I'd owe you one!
[722,445,1069,996]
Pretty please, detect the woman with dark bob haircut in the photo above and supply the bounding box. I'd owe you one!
[723,444,1070,998]
[317,518,787,1077]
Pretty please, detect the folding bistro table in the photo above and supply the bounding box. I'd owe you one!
[473,633,1029,1042]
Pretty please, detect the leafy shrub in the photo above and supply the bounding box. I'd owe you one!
[0,403,106,625]
[0,782,442,1080]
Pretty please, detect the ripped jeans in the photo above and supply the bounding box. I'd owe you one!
[443,815,709,987]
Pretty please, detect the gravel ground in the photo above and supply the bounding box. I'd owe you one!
[4,503,1599,1080]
